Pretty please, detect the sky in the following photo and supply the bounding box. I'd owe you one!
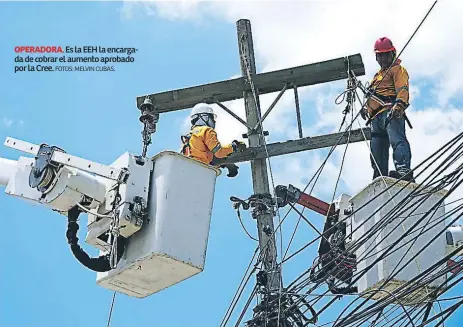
[1,0,463,326]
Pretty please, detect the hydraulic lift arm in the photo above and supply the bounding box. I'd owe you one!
[275,184,335,217]
[275,184,357,294]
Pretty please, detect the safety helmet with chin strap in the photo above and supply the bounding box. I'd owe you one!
[190,103,217,128]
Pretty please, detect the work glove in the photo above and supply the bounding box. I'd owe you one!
[232,140,247,152]
[220,163,239,178]
[391,103,404,119]
[360,107,368,121]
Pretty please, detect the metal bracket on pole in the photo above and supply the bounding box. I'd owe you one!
[293,83,304,138]
[249,83,289,135]
[209,97,253,130]
[242,130,269,139]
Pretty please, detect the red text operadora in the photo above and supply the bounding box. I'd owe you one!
[14,46,64,53]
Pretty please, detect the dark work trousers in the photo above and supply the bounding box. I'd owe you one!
[370,110,412,179]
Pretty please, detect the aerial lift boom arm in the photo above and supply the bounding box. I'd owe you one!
[275,183,357,294]
[275,184,335,216]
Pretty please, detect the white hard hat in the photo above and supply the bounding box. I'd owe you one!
[190,103,216,119]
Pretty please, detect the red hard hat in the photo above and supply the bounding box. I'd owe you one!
[374,37,396,53]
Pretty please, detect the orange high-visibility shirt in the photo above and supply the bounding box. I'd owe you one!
[366,61,410,116]
[182,126,234,164]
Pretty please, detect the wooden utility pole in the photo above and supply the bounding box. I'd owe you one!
[236,19,280,291]
[136,18,369,326]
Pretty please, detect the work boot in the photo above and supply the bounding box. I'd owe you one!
[389,170,415,183]
[373,169,381,181]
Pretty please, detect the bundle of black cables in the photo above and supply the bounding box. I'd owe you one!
[66,205,126,272]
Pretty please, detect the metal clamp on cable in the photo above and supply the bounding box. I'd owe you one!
[249,193,275,218]
[336,67,356,129]
[230,196,251,210]
[245,290,318,327]
[256,268,281,293]
[129,196,148,227]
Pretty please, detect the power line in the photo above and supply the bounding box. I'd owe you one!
[279,110,463,325]
[106,291,116,327]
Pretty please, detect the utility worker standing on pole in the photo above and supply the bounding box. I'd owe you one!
[364,37,414,182]
[181,103,247,177]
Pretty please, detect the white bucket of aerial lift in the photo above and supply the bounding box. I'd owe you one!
[96,151,221,298]
[348,176,448,305]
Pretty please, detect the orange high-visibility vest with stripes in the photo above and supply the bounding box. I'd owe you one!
[181,126,233,164]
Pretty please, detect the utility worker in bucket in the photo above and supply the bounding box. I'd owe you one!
[181,103,247,177]
[363,37,413,182]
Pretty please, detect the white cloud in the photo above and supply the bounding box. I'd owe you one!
[121,0,204,21]
[2,117,25,129]
[2,117,13,128]
[130,0,463,205]
[135,0,463,100]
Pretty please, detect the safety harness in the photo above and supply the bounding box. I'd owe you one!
[364,67,412,130]
[365,93,395,122]
[181,112,216,157]
[180,127,224,159]
[180,133,192,157]
[179,127,240,178]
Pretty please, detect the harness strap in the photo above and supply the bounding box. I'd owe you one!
[365,90,396,125]
[369,107,390,120]
[372,93,395,103]
[180,133,192,156]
